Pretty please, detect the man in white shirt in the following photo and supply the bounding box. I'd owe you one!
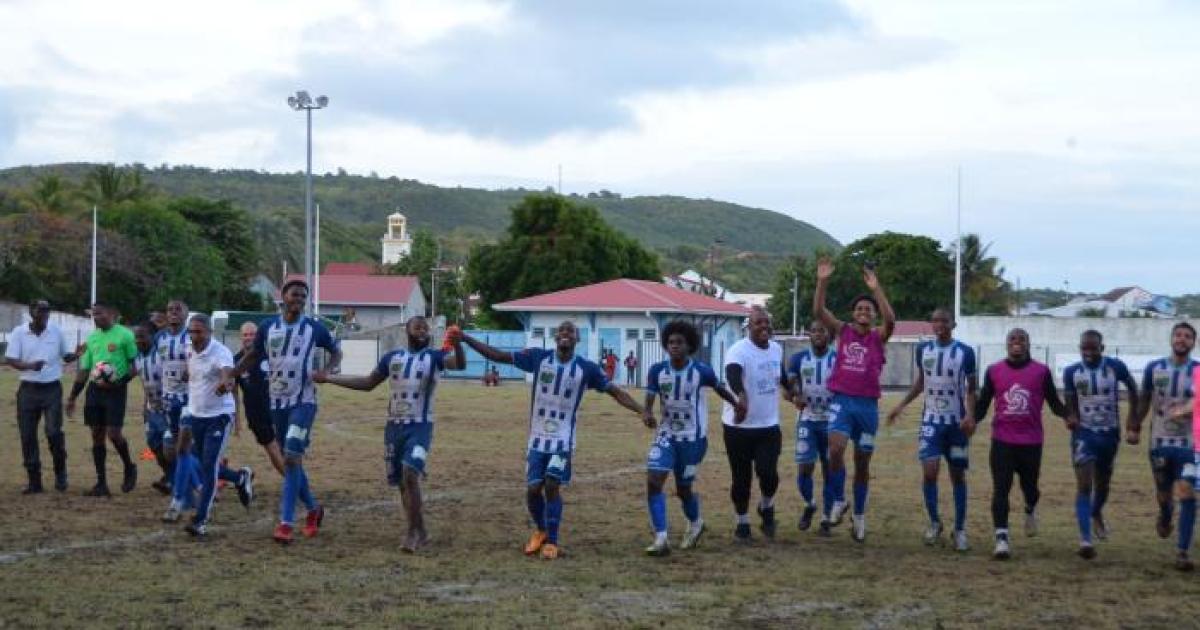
[163,313,254,537]
[5,300,79,493]
[723,306,786,541]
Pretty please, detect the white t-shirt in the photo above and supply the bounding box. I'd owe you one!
[185,339,236,417]
[722,338,784,429]
[5,322,71,383]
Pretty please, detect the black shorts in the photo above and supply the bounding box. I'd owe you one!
[84,383,128,428]
[246,412,276,446]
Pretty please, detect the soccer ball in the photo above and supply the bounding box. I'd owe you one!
[91,361,116,384]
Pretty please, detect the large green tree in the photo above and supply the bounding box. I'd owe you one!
[168,197,260,309]
[952,233,1012,315]
[21,175,76,215]
[467,194,660,328]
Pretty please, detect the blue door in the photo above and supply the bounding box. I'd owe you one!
[577,327,591,361]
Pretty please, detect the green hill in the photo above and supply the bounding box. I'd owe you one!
[0,163,840,291]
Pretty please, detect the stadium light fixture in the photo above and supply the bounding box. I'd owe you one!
[286,89,329,313]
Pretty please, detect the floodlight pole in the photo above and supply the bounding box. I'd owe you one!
[954,166,963,322]
[288,90,328,313]
[90,205,97,306]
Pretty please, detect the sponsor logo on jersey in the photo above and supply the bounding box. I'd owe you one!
[1002,384,1032,415]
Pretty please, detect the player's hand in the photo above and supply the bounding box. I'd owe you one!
[29,360,46,372]
[886,405,904,426]
[816,258,834,281]
[864,267,880,290]
[445,325,463,343]
[792,397,806,413]
[65,398,76,419]
[1065,414,1080,431]
[960,416,976,438]
[1125,429,1140,445]
[734,397,749,424]
[642,410,657,429]
[215,380,233,395]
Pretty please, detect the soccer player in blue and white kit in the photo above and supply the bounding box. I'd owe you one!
[232,279,342,545]
[641,320,739,556]
[1062,330,1137,560]
[462,321,647,560]
[133,323,171,494]
[157,300,191,492]
[787,321,838,534]
[1128,321,1198,571]
[317,317,465,552]
[887,308,977,551]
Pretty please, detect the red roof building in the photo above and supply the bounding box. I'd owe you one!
[281,273,425,331]
[324,262,377,275]
[494,279,750,317]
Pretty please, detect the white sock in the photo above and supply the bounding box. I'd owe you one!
[655,531,668,544]
[736,513,750,525]
[995,528,1009,538]
[759,495,775,510]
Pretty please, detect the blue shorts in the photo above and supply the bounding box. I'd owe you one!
[272,404,318,457]
[829,394,879,452]
[1150,446,1197,492]
[526,450,572,487]
[1071,429,1119,472]
[144,409,168,450]
[795,420,830,465]
[165,399,187,446]
[646,434,707,486]
[385,421,433,482]
[918,421,969,468]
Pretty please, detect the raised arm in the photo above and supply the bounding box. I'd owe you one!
[812,258,843,336]
[462,333,515,365]
[864,267,896,342]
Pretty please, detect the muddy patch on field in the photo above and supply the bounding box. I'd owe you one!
[589,588,714,622]
[419,580,499,604]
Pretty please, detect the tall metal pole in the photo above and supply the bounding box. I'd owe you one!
[305,107,314,313]
[314,202,320,316]
[791,272,799,335]
[954,166,963,322]
[90,205,97,306]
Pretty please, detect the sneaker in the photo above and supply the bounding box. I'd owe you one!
[524,530,548,556]
[1176,551,1195,572]
[992,533,1011,560]
[22,481,44,495]
[151,478,170,495]
[818,519,832,537]
[301,505,325,538]
[734,522,752,542]
[273,522,295,545]
[954,530,970,552]
[851,515,867,543]
[1078,542,1096,560]
[121,465,137,493]
[54,473,68,492]
[1092,514,1109,541]
[541,543,560,560]
[924,521,944,546]
[645,537,670,557]
[757,505,777,539]
[1024,508,1038,537]
[185,522,208,538]
[161,503,183,523]
[680,520,706,550]
[829,501,848,526]
[83,483,111,498]
[798,505,817,531]
[236,467,255,509]
[1157,511,1173,539]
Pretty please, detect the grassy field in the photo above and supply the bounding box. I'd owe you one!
[0,369,1196,629]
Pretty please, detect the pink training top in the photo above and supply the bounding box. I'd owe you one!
[826,324,885,399]
[989,359,1051,446]
[1193,369,1200,453]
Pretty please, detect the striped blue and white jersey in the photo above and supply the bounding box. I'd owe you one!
[787,349,837,423]
[135,348,163,412]
[646,360,719,441]
[155,328,190,404]
[253,315,339,410]
[915,339,976,424]
[1063,357,1133,432]
[512,348,610,454]
[1142,357,1197,449]
[374,348,447,424]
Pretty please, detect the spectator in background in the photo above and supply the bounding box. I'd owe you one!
[625,351,639,387]
[604,350,618,382]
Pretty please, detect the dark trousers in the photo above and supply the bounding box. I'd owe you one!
[17,381,67,477]
[990,440,1042,529]
[723,424,782,515]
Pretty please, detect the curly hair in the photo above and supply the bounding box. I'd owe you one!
[660,320,700,354]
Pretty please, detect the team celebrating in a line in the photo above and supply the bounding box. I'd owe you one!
[5,260,1197,570]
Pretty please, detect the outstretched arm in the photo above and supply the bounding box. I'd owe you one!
[864,267,896,342]
[462,333,515,365]
[812,258,843,336]
[642,391,658,428]
[318,370,387,391]
[607,384,648,421]
[887,370,924,426]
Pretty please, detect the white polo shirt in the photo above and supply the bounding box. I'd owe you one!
[185,339,236,417]
[721,338,784,429]
[5,322,71,383]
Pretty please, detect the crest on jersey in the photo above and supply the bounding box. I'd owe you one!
[157,345,167,357]
[1153,371,1170,390]
[1075,378,1090,396]
[801,367,814,378]
[844,342,868,365]
[660,381,674,395]
[390,361,402,375]
[1002,384,1032,415]
[922,356,936,370]
[539,370,555,384]
[269,335,284,350]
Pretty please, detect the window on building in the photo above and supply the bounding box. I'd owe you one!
[626,328,640,340]
[643,328,657,341]
[531,327,545,338]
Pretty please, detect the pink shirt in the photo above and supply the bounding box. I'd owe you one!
[1193,369,1200,452]
[988,360,1051,446]
[827,325,885,399]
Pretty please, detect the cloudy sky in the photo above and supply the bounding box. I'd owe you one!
[1,0,1197,294]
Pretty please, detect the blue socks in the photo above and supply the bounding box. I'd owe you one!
[922,480,939,524]
[1180,499,1196,553]
[952,481,967,532]
[545,496,563,543]
[830,468,847,504]
[1076,493,1093,543]
[853,481,869,516]
[648,492,667,534]
[681,494,700,523]
[526,492,546,530]
[798,472,815,506]
[298,469,316,511]
[822,476,835,517]
[281,465,301,525]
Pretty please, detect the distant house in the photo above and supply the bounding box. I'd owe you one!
[1033,286,1176,318]
[282,265,425,330]
[492,278,750,384]
[663,269,768,308]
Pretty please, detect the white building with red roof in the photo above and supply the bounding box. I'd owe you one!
[493,278,751,383]
[282,265,426,331]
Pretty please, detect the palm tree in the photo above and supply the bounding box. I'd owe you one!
[955,233,1011,314]
[81,164,149,207]
[21,175,75,214]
